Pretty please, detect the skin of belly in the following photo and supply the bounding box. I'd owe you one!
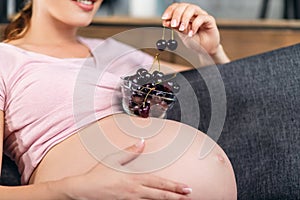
[29,114,237,199]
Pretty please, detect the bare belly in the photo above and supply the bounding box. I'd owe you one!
[29,113,237,199]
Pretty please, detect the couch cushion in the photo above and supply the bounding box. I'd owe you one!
[0,154,21,186]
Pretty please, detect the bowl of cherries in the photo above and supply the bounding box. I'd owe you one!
[121,68,180,118]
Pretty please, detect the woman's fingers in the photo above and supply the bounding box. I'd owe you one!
[100,140,193,199]
[168,3,189,28]
[161,3,216,35]
[118,138,145,165]
[161,3,181,21]
[140,174,192,194]
[161,3,221,56]
[162,3,207,30]
[135,174,192,199]
[141,186,192,200]
[189,14,217,37]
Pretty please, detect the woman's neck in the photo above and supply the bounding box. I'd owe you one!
[8,21,92,59]
[24,18,79,46]
[7,11,94,58]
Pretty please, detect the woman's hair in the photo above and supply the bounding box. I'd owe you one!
[3,1,33,42]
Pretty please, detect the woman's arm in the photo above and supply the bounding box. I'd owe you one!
[0,167,191,200]
[0,181,68,200]
[1,110,67,199]
[0,111,3,173]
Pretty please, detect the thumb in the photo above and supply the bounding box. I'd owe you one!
[119,138,145,165]
[101,138,145,167]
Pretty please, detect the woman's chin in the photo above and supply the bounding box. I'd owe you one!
[64,17,93,28]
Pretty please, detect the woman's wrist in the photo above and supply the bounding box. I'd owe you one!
[210,44,231,64]
[60,175,92,200]
[46,178,73,200]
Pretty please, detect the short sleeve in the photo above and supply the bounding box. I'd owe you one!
[0,69,6,111]
[0,46,8,111]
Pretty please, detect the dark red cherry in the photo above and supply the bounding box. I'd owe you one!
[139,102,150,118]
[156,39,167,51]
[152,71,164,83]
[136,68,148,76]
[139,72,152,84]
[167,39,178,51]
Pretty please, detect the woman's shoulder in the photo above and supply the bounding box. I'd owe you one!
[78,36,139,52]
[0,42,21,62]
[0,42,15,54]
[0,42,28,56]
[78,36,106,51]
[0,42,32,74]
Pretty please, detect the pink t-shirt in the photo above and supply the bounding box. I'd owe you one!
[0,37,153,184]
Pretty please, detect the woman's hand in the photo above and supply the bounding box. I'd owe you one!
[62,139,192,200]
[162,3,230,64]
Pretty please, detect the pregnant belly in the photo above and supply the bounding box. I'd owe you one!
[29,113,237,199]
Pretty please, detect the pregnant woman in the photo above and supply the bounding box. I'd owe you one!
[0,0,236,199]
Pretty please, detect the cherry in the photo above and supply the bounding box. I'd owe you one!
[156,39,167,51]
[140,72,152,84]
[129,100,137,108]
[154,84,165,91]
[131,93,144,104]
[167,39,178,51]
[136,68,148,76]
[139,102,150,118]
[152,71,165,83]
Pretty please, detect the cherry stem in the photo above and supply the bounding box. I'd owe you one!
[171,29,175,40]
[143,87,155,106]
[145,51,178,105]
[162,26,166,40]
[150,53,161,72]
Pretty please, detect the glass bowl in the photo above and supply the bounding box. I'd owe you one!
[120,77,177,118]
